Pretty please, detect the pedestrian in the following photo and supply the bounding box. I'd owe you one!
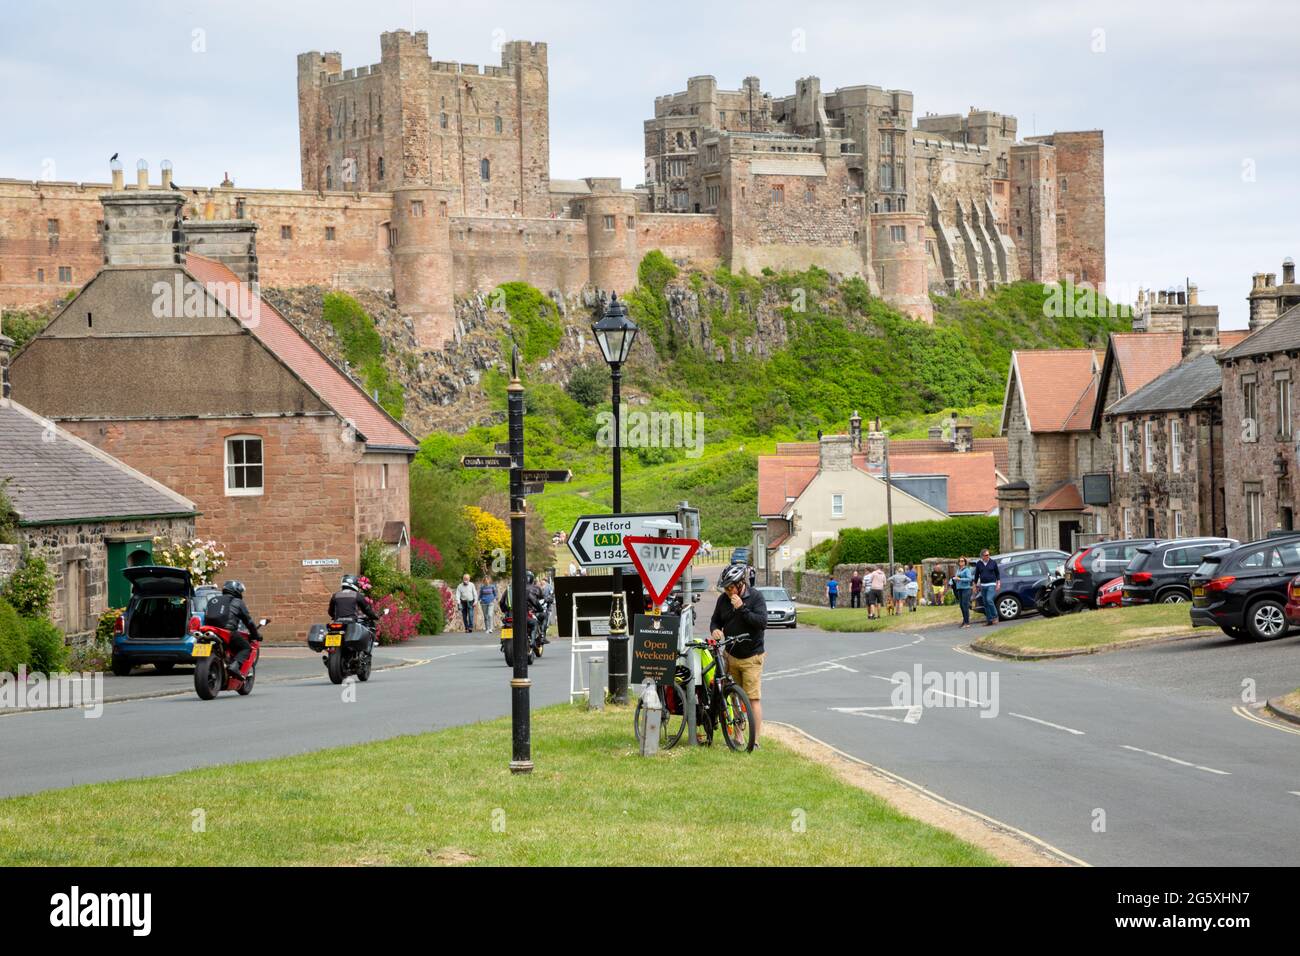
[479,575,498,632]
[929,564,947,606]
[888,565,909,615]
[455,573,478,632]
[974,548,1000,626]
[952,556,974,627]
[849,569,863,608]
[748,564,757,588]
[868,565,886,620]
[904,564,918,612]
[826,576,839,609]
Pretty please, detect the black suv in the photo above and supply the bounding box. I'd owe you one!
[1063,538,1160,608]
[1188,536,1300,640]
[1122,537,1238,606]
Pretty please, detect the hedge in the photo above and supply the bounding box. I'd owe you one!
[827,516,999,569]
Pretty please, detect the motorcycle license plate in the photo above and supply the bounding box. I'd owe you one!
[501,627,512,640]
[1192,586,1206,598]
[325,634,342,647]
[191,642,212,658]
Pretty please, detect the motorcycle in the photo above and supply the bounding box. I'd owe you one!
[191,617,271,700]
[501,606,545,666]
[1035,564,1080,618]
[307,608,389,685]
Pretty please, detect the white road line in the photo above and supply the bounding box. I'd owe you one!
[830,704,923,724]
[1009,712,1086,735]
[766,637,924,682]
[1121,745,1230,776]
[1288,791,1300,797]
[865,673,986,706]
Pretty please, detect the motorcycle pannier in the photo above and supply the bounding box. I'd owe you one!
[344,622,370,646]
[306,623,327,652]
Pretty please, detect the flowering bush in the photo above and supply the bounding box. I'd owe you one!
[439,582,456,625]
[153,537,228,586]
[411,537,443,578]
[374,593,420,645]
[1,555,55,617]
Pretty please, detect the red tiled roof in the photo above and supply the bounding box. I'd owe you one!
[1011,350,1100,433]
[1110,332,1182,394]
[861,451,998,514]
[185,254,417,452]
[1035,481,1084,512]
[757,454,819,515]
[1219,330,1251,349]
[889,437,1009,477]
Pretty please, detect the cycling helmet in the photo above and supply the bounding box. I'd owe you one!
[341,575,360,593]
[717,564,747,591]
[221,580,246,598]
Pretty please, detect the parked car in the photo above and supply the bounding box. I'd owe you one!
[973,553,1063,620]
[1282,574,1300,629]
[111,568,219,676]
[1096,576,1124,608]
[757,586,797,628]
[730,547,751,565]
[1064,539,1160,608]
[992,549,1068,565]
[1122,537,1238,606]
[1189,536,1300,640]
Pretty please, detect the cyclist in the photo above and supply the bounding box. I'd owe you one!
[709,562,767,747]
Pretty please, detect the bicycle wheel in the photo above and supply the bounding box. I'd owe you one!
[720,683,755,752]
[633,682,689,750]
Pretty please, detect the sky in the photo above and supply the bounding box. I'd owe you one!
[3,0,1297,327]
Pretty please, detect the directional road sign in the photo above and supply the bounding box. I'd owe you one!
[567,512,678,568]
[460,455,512,468]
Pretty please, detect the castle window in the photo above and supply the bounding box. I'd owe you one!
[411,200,425,217]
[603,215,615,231]
[675,132,684,148]
[770,184,784,202]
[58,266,72,282]
[325,166,333,189]
[327,127,332,142]
[627,215,635,228]
[897,197,906,212]
[690,131,697,147]
[495,115,503,133]
[325,226,336,241]
[706,184,720,207]
[481,159,491,181]
[890,225,906,243]
[853,230,860,244]
[440,112,448,129]
[280,225,293,240]
[707,145,718,163]
[805,187,814,202]
[36,268,44,283]
[883,197,892,212]
[1060,177,1068,192]
[1016,226,1023,238]
[378,156,385,180]
[879,163,894,190]
[387,226,398,247]
[439,200,447,218]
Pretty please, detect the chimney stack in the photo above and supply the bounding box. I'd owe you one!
[952,420,974,453]
[818,434,854,472]
[0,333,12,405]
[865,424,886,467]
[1285,257,1296,285]
[927,425,943,440]
[159,159,173,189]
[182,220,259,284]
[101,161,185,267]
[849,410,862,452]
[110,157,124,191]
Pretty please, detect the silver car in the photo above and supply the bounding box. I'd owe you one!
[758,586,797,628]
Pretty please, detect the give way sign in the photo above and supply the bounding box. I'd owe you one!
[623,536,701,606]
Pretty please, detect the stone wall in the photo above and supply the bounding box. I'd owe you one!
[1037,131,1105,286]
[0,544,19,587]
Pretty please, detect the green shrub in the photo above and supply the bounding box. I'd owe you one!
[1,310,50,350]
[398,577,445,635]
[322,292,404,420]
[0,599,30,674]
[564,363,608,408]
[22,616,67,674]
[495,282,563,364]
[359,540,405,598]
[827,516,1000,569]
[0,483,17,545]
[2,555,55,618]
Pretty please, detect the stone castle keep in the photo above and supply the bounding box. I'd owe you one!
[0,29,1105,344]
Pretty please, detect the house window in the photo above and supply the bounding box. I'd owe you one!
[1011,508,1026,549]
[603,215,615,231]
[831,494,844,518]
[1143,420,1155,472]
[325,226,336,241]
[1170,419,1182,473]
[225,436,264,496]
[890,225,906,243]
[1245,484,1263,541]
[280,225,293,240]
[706,184,720,207]
[58,266,72,283]
[1277,374,1292,439]
[480,158,490,181]
[1242,377,1258,441]
[1172,509,1184,537]
[1121,421,1132,472]
[1123,507,1133,538]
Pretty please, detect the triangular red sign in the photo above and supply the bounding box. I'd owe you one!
[623,536,701,606]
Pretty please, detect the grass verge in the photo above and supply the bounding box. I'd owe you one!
[0,704,996,866]
[799,604,956,633]
[972,604,1196,655]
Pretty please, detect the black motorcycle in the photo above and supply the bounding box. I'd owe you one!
[1035,564,1079,618]
[307,608,388,684]
[500,606,545,667]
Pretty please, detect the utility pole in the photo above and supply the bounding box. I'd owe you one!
[881,418,896,573]
[507,345,532,774]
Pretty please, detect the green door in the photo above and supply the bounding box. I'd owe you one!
[106,537,155,609]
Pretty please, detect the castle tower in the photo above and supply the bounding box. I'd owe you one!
[583,179,638,294]
[502,41,551,218]
[297,50,343,191]
[870,211,932,322]
[1008,142,1058,283]
[391,185,455,347]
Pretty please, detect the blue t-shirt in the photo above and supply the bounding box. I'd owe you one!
[827,579,838,594]
[479,583,498,603]
[905,568,917,583]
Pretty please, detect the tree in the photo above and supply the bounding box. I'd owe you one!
[464,505,511,576]
[565,363,608,408]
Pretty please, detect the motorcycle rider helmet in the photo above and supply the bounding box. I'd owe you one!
[527,570,536,585]
[340,575,360,593]
[717,564,747,591]
[221,580,246,598]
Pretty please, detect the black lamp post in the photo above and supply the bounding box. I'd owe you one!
[592,293,639,704]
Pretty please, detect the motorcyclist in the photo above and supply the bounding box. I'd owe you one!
[204,580,261,678]
[501,570,547,644]
[530,572,552,646]
[328,574,380,645]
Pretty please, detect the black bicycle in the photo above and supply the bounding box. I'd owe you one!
[633,634,754,752]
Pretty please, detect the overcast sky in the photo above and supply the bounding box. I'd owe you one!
[3,0,1296,326]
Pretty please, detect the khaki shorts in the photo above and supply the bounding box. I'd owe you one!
[725,651,765,701]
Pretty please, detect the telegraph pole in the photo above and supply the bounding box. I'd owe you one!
[507,345,532,774]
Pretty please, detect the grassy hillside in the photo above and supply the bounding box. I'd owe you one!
[410,257,1130,568]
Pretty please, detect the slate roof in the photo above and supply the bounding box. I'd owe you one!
[1107,352,1223,415]
[0,401,197,524]
[1220,304,1300,361]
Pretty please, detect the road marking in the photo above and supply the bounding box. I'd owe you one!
[765,637,924,682]
[1120,745,1230,776]
[1232,704,1300,737]
[830,704,923,724]
[1009,712,1085,735]
[951,643,1004,662]
[1289,791,1300,797]
[866,673,986,707]
[767,721,1089,867]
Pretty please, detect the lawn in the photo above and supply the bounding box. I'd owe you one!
[799,604,957,633]
[0,705,996,867]
[972,604,1196,655]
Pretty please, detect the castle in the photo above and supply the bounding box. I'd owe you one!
[0,29,1105,345]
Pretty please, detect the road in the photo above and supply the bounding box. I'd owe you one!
[4,613,1300,865]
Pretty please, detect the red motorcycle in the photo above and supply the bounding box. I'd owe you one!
[191,617,271,700]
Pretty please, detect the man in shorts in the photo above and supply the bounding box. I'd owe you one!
[710,562,767,748]
[868,565,887,619]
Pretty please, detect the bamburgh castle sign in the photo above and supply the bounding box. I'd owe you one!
[0,29,1103,346]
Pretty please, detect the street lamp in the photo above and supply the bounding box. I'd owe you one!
[592,293,639,704]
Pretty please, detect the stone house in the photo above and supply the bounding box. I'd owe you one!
[7,185,419,639]
[0,336,196,638]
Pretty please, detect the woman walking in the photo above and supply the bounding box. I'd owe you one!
[952,556,974,628]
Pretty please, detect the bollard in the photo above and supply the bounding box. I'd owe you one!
[588,658,606,711]
[639,679,662,756]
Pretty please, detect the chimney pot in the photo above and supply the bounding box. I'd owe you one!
[110,158,124,191]
[135,158,149,189]
[160,159,173,189]
[1284,258,1296,285]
